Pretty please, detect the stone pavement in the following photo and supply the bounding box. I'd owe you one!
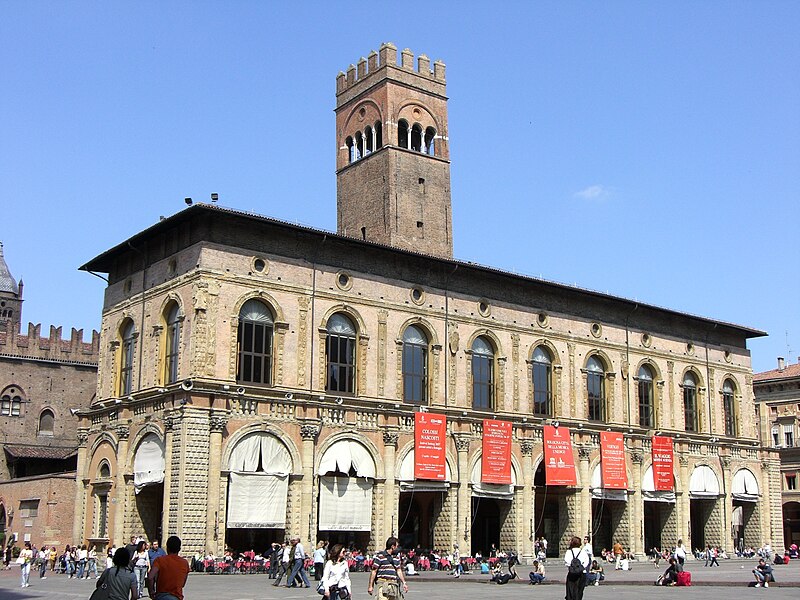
[0,559,798,600]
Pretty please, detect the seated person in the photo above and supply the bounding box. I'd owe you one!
[773,552,785,565]
[657,558,679,586]
[480,561,490,575]
[586,560,604,586]
[490,562,517,585]
[528,560,545,584]
[405,561,419,576]
[753,558,774,587]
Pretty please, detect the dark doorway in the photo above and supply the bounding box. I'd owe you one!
[225,528,284,555]
[316,531,370,552]
[398,491,442,550]
[0,504,5,547]
[643,502,673,552]
[690,499,714,551]
[591,499,613,553]
[134,483,163,543]
[533,462,564,557]
[784,501,800,547]
[471,497,502,556]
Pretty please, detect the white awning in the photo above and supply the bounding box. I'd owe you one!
[470,456,517,499]
[228,432,292,475]
[398,450,452,491]
[642,465,676,503]
[318,476,373,531]
[317,440,376,478]
[227,472,288,528]
[590,464,627,502]
[133,434,165,494]
[689,465,720,499]
[731,468,760,502]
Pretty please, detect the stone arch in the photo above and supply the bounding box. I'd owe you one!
[127,423,165,468]
[230,291,286,324]
[588,454,632,488]
[583,349,614,372]
[343,99,384,137]
[642,458,682,489]
[96,458,113,480]
[466,448,522,487]
[680,365,705,389]
[465,329,504,357]
[89,431,119,457]
[315,431,384,479]
[689,462,722,494]
[158,292,185,317]
[397,316,440,347]
[395,99,443,133]
[634,358,663,381]
[527,339,562,366]
[221,422,301,476]
[318,304,367,335]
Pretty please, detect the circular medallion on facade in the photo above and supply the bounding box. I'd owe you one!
[252,256,269,275]
[478,300,491,317]
[410,287,425,305]
[590,322,602,338]
[335,271,353,291]
[412,107,421,119]
[536,312,549,328]
[724,350,733,363]
[641,333,652,347]
[357,107,367,122]
[167,259,177,276]
[686,342,695,355]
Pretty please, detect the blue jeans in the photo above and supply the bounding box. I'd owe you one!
[529,573,544,584]
[135,566,148,596]
[288,558,311,587]
[77,559,86,579]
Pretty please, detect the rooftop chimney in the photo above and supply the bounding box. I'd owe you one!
[778,357,785,371]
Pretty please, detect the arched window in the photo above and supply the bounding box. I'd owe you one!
[164,302,181,385]
[237,299,274,385]
[98,462,111,479]
[638,364,655,429]
[365,126,373,155]
[119,320,136,396]
[471,336,494,410]
[683,371,698,432]
[374,121,383,149]
[0,387,22,417]
[586,356,606,422]
[38,409,54,436]
[326,314,356,394]
[402,325,428,404]
[532,346,552,416]
[722,379,736,437]
[346,136,355,163]
[410,124,423,152]
[398,119,409,149]
[354,131,363,160]
[425,126,436,155]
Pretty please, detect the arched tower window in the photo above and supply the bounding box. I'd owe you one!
[354,131,363,160]
[532,346,552,416]
[0,387,22,417]
[683,371,698,432]
[38,409,54,436]
[346,136,355,163]
[410,123,423,152]
[398,119,409,149]
[425,126,436,155]
[586,355,606,422]
[163,302,181,385]
[402,325,428,404]
[374,121,383,149]
[119,320,136,397]
[722,379,737,437]
[236,299,274,385]
[326,314,356,394]
[365,126,373,154]
[471,336,494,411]
[638,364,655,429]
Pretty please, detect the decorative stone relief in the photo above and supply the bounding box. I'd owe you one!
[453,434,470,453]
[678,454,689,467]
[209,414,228,433]
[578,446,591,461]
[300,423,320,441]
[377,310,387,396]
[297,297,309,387]
[115,425,130,440]
[630,450,643,464]
[511,334,520,411]
[382,430,399,447]
[77,428,90,446]
[520,439,534,457]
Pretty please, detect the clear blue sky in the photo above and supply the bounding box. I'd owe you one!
[1,2,797,374]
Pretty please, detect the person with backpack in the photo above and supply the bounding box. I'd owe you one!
[564,536,590,600]
[94,547,138,600]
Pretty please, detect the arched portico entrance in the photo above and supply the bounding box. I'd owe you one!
[132,433,165,542]
[397,450,453,550]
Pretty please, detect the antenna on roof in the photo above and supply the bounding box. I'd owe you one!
[184,197,193,206]
[211,193,219,203]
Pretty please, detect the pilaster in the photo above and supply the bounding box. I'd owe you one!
[300,422,320,547]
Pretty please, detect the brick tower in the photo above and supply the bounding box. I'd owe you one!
[335,43,453,258]
[0,242,23,333]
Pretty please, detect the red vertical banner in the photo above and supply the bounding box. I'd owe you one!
[651,436,674,491]
[481,419,512,484]
[414,412,447,481]
[543,425,577,485]
[600,431,628,489]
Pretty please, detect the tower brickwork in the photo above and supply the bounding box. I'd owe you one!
[335,43,453,258]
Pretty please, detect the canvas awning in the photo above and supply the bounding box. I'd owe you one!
[590,464,628,501]
[133,434,165,494]
[317,440,376,478]
[731,468,759,502]
[689,465,720,499]
[642,465,676,503]
[398,450,453,491]
[318,476,373,531]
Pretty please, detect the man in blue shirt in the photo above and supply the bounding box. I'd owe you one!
[148,539,167,564]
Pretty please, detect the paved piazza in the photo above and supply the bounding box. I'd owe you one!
[1,562,799,600]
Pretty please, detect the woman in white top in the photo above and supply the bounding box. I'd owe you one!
[321,543,352,600]
[131,541,150,598]
[563,536,591,600]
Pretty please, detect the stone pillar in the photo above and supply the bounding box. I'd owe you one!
[454,434,471,552]
[73,428,90,543]
[300,423,320,548]
[161,414,176,539]
[206,413,228,555]
[678,454,690,547]
[112,425,131,547]
[578,445,592,538]
[520,439,534,561]
[720,455,733,550]
[382,429,399,540]
[630,449,644,557]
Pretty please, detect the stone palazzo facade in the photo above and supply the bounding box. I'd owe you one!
[73,44,781,561]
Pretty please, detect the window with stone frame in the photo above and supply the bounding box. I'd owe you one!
[38,409,54,436]
[471,336,494,411]
[722,379,737,437]
[326,313,357,394]
[402,325,428,404]
[532,346,552,416]
[683,371,699,432]
[119,320,136,396]
[18,499,39,518]
[164,301,182,384]
[638,364,655,429]
[586,356,606,422]
[1,390,22,417]
[96,493,108,538]
[236,299,274,385]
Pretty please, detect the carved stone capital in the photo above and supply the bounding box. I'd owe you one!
[115,425,130,440]
[720,456,731,469]
[520,439,534,457]
[163,415,177,432]
[578,446,591,461]
[300,424,320,441]
[453,434,471,453]
[761,461,770,471]
[209,413,228,433]
[630,450,644,464]
[77,428,90,446]
[678,454,689,467]
[382,429,399,447]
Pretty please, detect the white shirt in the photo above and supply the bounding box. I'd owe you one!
[563,548,590,570]
[282,546,291,562]
[582,543,593,557]
[322,560,351,591]
[314,548,327,563]
[294,543,305,560]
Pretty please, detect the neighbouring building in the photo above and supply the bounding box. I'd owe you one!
[754,357,800,548]
[0,242,99,548]
[73,43,781,561]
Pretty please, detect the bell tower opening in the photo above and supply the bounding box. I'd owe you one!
[335,43,453,258]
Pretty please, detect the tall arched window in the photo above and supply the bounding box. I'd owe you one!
[326,314,356,394]
[425,126,436,155]
[119,320,136,396]
[346,136,355,163]
[0,387,22,417]
[237,300,274,385]
[374,121,383,149]
[683,371,698,432]
[354,132,363,160]
[586,356,606,421]
[365,126,373,154]
[402,325,428,404]
[410,124,423,151]
[638,364,655,429]
[471,336,494,410]
[398,119,409,148]
[532,346,552,416]
[722,379,736,437]
[164,302,181,385]
[38,409,54,436]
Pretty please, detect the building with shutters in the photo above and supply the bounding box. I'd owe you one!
[0,242,99,548]
[72,44,781,561]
